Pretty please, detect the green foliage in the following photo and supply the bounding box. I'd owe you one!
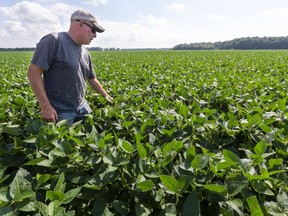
[172,36,288,50]
[0,50,288,215]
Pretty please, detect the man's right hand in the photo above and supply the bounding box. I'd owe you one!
[41,105,58,123]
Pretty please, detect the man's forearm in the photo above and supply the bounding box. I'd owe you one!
[88,78,109,97]
[27,64,51,108]
[27,64,58,122]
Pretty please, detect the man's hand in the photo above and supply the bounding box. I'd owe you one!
[105,95,114,103]
[40,104,58,123]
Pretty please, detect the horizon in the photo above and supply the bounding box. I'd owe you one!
[0,35,287,50]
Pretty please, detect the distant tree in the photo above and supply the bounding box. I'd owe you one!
[172,36,288,50]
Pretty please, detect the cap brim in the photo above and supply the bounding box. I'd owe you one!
[92,22,105,33]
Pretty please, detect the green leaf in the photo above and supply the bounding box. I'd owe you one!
[201,108,217,117]
[226,175,248,196]
[191,154,209,169]
[35,134,48,148]
[122,120,134,128]
[16,199,37,212]
[0,206,15,216]
[118,139,133,153]
[63,187,81,204]
[9,168,33,200]
[55,173,65,192]
[59,141,75,155]
[183,191,200,216]
[49,149,66,158]
[159,175,179,194]
[162,140,183,153]
[37,159,53,167]
[216,161,238,170]
[265,202,284,216]
[163,141,174,153]
[24,157,46,166]
[23,135,37,143]
[250,179,274,195]
[111,200,129,216]
[136,134,147,158]
[268,158,283,169]
[36,173,52,186]
[179,104,189,118]
[46,191,65,202]
[0,168,9,185]
[103,155,114,165]
[136,141,147,159]
[179,175,193,192]
[173,141,184,152]
[225,199,244,216]
[69,136,84,146]
[223,149,241,163]
[47,200,65,216]
[114,157,130,166]
[191,155,202,169]
[161,152,177,166]
[13,186,35,202]
[92,196,111,215]
[0,187,9,202]
[135,202,152,216]
[204,184,228,196]
[160,203,177,215]
[137,180,154,192]
[36,202,48,216]
[186,146,196,159]
[149,133,156,145]
[254,140,267,155]
[3,124,22,135]
[259,124,271,133]
[277,189,288,212]
[252,154,264,165]
[246,196,264,216]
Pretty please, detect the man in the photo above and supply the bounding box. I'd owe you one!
[27,9,113,126]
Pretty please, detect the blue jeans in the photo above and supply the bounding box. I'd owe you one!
[57,102,92,126]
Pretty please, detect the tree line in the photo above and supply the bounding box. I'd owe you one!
[172,36,288,50]
[0,47,35,51]
[2,36,288,51]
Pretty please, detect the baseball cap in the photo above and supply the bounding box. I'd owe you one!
[71,9,105,33]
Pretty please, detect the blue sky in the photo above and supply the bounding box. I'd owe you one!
[0,0,288,48]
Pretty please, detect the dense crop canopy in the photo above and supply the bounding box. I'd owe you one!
[0,50,288,215]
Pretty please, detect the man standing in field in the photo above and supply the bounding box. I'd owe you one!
[27,9,112,126]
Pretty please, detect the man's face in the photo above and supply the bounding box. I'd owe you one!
[78,21,97,45]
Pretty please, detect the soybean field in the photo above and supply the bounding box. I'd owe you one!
[1,50,288,215]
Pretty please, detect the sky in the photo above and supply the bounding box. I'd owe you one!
[0,0,288,49]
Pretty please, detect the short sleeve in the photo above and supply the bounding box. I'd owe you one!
[31,33,58,71]
[84,50,96,79]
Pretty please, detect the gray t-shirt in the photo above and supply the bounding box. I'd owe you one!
[31,32,96,112]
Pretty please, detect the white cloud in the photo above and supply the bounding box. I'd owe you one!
[206,14,225,21]
[82,0,108,6]
[0,1,58,24]
[50,3,74,15]
[166,3,184,10]
[94,14,173,48]
[0,1,71,48]
[3,20,27,35]
[258,8,288,17]
[138,14,170,26]
[0,28,9,39]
